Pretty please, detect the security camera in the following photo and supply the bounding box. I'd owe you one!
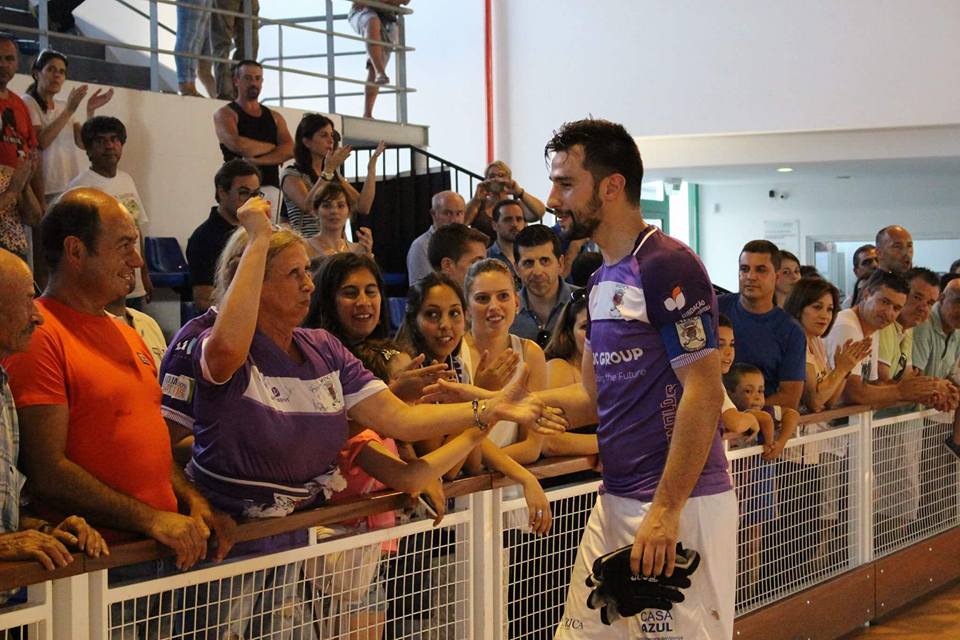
[778,192,788,200]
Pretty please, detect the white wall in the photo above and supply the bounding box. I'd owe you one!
[491,0,960,206]
[699,176,960,291]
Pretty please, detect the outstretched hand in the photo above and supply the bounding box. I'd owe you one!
[391,354,453,403]
[486,364,567,435]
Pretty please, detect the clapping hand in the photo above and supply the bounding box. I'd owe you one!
[323,144,353,176]
[834,338,873,374]
[473,348,519,390]
[367,140,386,173]
[390,354,453,403]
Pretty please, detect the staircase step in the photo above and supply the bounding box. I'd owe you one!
[68,55,151,91]
[48,34,106,60]
[0,6,35,29]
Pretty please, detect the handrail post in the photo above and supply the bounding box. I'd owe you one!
[396,12,408,123]
[277,24,284,107]
[471,487,501,640]
[37,0,49,50]
[242,0,253,59]
[52,575,90,640]
[325,0,336,115]
[149,0,160,92]
[859,409,875,565]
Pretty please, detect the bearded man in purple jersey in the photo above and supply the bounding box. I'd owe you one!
[537,119,737,639]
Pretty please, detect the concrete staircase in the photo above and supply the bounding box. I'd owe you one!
[1,0,150,90]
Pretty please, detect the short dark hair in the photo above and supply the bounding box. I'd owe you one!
[304,253,389,343]
[779,250,799,266]
[232,59,262,78]
[27,49,68,113]
[41,196,102,271]
[396,271,467,361]
[853,244,876,268]
[718,313,733,330]
[428,223,488,270]
[941,272,960,292]
[312,182,349,210]
[514,225,561,263]
[214,159,261,202]
[799,265,821,279]
[905,267,939,290]
[740,240,781,270]
[0,32,17,48]
[783,277,841,336]
[862,269,909,297]
[723,362,763,396]
[568,251,603,288]
[544,118,644,204]
[80,116,126,148]
[491,198,522,223]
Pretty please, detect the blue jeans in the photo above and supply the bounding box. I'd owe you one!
[175,0,213,83]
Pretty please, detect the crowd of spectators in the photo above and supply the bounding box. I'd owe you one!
[1,26,960,638]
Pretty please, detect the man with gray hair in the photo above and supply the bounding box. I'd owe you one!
[406,190,466,285]
[0,248,106,591]
[914,278,960,457]
[876,225,914,276]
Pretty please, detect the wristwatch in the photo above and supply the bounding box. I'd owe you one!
[319,170,335,181]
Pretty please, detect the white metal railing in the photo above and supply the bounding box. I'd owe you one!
[3,0,414,122]
[0,406,956,638]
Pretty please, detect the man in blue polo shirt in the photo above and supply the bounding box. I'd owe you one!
[718,240,806,409]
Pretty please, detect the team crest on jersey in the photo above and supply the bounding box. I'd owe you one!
[610,285,627,318]
[676,317,706,351]
[663,286,686,312]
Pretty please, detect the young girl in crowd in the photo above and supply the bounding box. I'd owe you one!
[305,182,373,262]
[320,337,491,640]
[718,314,773,446]
[396,269,553,533]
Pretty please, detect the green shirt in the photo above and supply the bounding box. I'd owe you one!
[912,303,960,381]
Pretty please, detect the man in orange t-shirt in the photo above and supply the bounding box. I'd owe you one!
[3,188,235,569]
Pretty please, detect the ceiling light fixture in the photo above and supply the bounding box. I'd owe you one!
[777,167,794,173]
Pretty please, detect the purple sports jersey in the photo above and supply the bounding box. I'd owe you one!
[159,308,217,430]
[586,226,731,502]
[188,327,387,519]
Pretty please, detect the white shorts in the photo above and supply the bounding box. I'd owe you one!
[555,490,738,639]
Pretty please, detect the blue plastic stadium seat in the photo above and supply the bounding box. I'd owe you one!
[388,297,407,331]
[145,237,190,289]
[383,272,406,287]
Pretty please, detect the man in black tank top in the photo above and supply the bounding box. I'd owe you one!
[213,60,292,190]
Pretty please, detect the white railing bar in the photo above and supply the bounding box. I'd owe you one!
[724,422,863,461]
[869,407,941,427]
[500,479,601,513]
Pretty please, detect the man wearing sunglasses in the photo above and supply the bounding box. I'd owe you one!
[511,224,580,348]
[186,159,262,312]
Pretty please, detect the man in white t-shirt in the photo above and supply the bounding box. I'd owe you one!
[826,269,942,405]
[66,116,152,305]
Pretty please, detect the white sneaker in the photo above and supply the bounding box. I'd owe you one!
[374,73,390,85]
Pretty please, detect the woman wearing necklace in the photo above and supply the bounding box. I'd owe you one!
[305,182,374,263]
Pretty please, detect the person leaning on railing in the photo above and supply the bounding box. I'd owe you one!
[186,195,566,547]
[0,249,106,593]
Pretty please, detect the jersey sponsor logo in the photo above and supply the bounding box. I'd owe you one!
[639,608,675,634]
[136,351,152,367]
[243,368,345,414]
[162,373,195,402]
[663,286,686,311]
[661,383,679,439]
[593,347,644,366]
[589,280,649,323]
[676,317,707,351]
[559,617,583,630]
[681,298,709,319]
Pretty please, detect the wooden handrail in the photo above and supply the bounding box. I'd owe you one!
[0,401,929,591]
